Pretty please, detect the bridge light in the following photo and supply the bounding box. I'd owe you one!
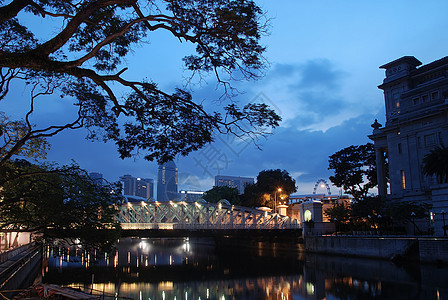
[155,201,159,205]
[141,201,146,206]
[218,203,222,209]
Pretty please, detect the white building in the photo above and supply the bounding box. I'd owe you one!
[369,56,448,235]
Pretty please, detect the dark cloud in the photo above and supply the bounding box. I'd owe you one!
[179,112,380,193]
[295,59,346,90]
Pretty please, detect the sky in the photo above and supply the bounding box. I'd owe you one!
[2,0,448,196]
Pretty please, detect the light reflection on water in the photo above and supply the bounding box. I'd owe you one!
[43,237,448,300]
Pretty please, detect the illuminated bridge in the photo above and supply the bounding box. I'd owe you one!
[116,200,301,237]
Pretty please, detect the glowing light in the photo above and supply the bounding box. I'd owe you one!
[306,282,315,295]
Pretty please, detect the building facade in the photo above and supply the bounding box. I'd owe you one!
[89,172,105,185]
[369,56,448,235]
[214,175,254,194]
[178,190,204,202]
[157,161,178,201]
[119,175,154,200]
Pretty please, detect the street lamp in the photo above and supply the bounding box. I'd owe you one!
[411,212,416,235]
[274,188,282,213]
[441,210,446,237]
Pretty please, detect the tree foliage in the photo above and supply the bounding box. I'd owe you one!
[241,169,296,208]
[0,112,50,165]
[326,196,431,234]
[0,0,280,164]
[0,159,121,249]
[423,144,448,184]
[203,186,240,204]
[324,204,351,224]
[328,143,381,201]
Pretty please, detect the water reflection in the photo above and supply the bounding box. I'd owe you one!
[43,237,448,300]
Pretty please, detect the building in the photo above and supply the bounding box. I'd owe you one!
[178,190,205,202]
[157,161,178,201]
[119,175,154,200]
[369,56,448,235]
[89,172,105,185]
[215,175,254,194]
[288,194,351,222]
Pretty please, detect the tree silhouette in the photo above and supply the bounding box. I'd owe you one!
[328,143,380,201]
[423,144,448,184]
[0,0,280,164]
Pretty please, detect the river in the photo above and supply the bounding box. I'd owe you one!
[42,237,448,300]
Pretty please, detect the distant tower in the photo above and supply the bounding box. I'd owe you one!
[136,178,154,200]
[89,172,104,185]
[120,175,154,200]
[119,174,137,196]
[157,161,178,201]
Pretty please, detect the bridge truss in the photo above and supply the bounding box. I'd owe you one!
[116,201,300,230]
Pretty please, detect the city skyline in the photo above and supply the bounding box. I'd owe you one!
[1,1,448,195]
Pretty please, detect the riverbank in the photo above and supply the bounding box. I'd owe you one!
[304,236,448,263]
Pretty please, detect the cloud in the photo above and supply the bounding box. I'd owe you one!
[245,59,355,132]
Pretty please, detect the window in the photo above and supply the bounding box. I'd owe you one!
[424,134,435,147]
[422,94,429,103]
[398,143,402,154]
[431,91,439,100]
[304,210,312,222]
[413,97,420,105]
[401,170,406,190]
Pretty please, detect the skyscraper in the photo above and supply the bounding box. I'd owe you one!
[157,161,178,201]
[215,175,254,194]
[119,175,154,200]
[89,172,104,185]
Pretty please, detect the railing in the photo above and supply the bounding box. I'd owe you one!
[117,201,301,230]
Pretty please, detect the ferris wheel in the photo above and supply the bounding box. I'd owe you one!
[313,179,331,195]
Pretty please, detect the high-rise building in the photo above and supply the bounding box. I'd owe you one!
[119,175,154,200]
[136,178,154,200]
[157,161,178,201]
[179,190,204,202]
[215,175,254,194]
[369,56,448,235]
[89,172,104,185]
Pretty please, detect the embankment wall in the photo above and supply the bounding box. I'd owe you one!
[304,236,448,263]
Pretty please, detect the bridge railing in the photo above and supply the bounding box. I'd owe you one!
[117,201,301,230]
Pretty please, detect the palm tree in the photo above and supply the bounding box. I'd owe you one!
[423,144,448,183]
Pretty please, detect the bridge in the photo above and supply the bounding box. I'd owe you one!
[116,200,301,235]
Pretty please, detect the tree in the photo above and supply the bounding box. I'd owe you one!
[203,186,240,204]
[0,159,121,250]
[423,144,448,184]
[0,112,50,165]
[325,203,351,225]
[0,0,280,164]
[241,169,296,208]
[328,143,381,201]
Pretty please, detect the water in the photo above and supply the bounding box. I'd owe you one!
[43,237,448,300]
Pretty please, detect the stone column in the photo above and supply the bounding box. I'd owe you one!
[375,148,387,196]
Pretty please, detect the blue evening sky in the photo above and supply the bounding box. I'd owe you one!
[2,1,448,195]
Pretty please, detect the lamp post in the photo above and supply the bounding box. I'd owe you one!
[334,218,338,236]
[411,212,416,235]
[274,188,282,214]
[441,210,446,237]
